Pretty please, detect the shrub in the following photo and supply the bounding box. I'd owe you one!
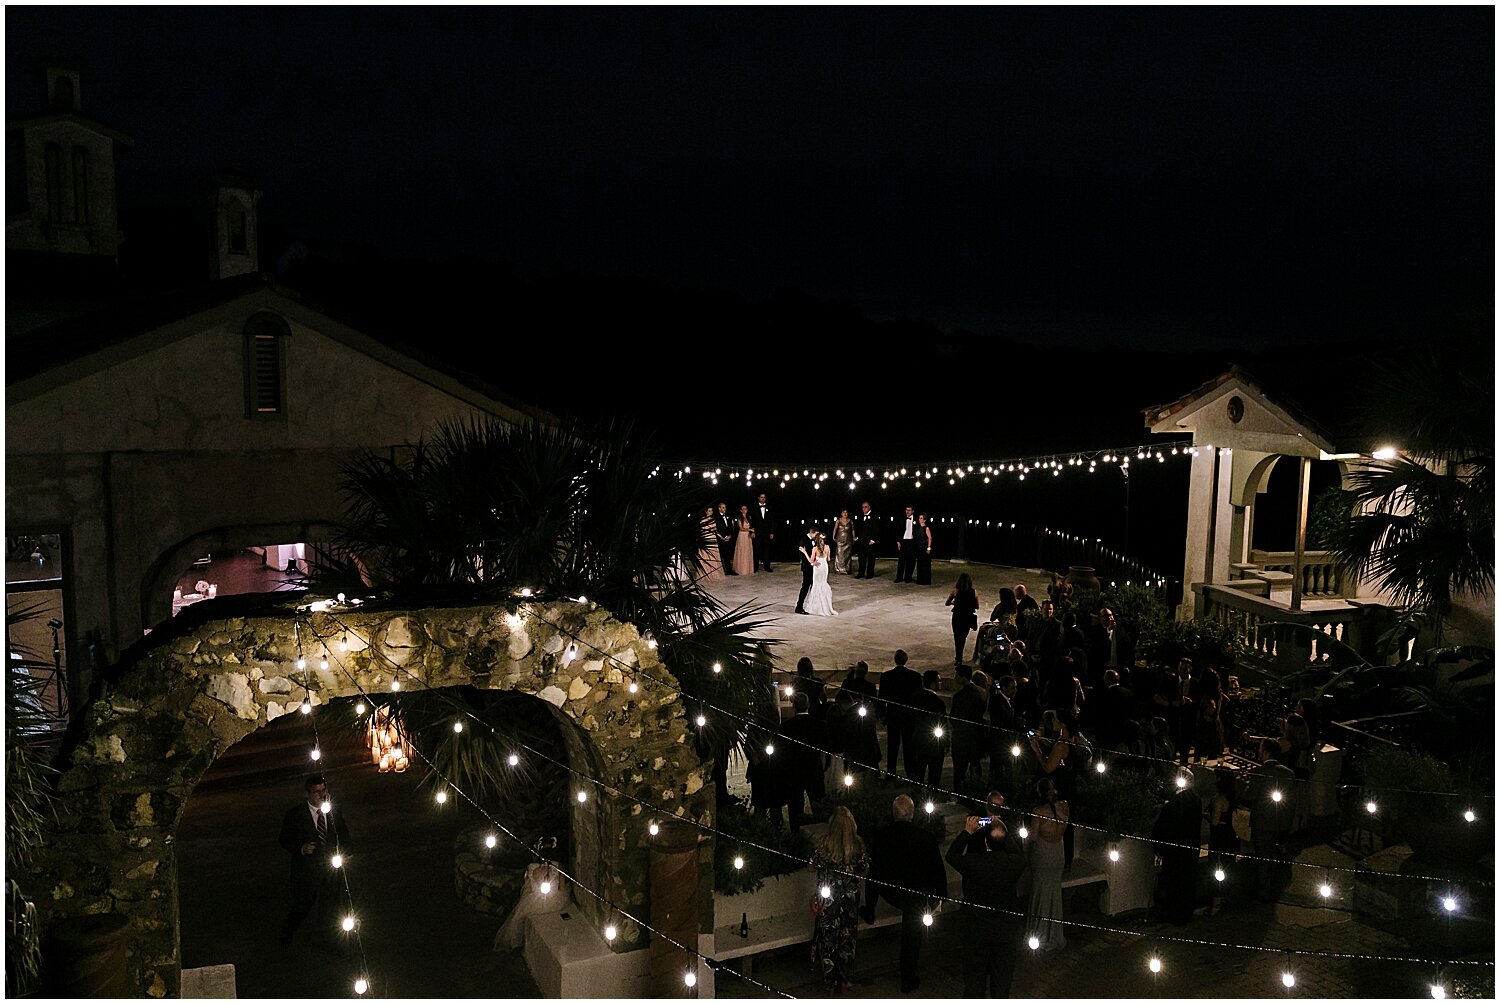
[1073,765,1166,841]
[714,802,812,896]
[821,775,946,847]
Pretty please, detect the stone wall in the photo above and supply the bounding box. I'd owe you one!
[32,597,712,997]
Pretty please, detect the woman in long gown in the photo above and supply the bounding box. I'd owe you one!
[732,505,756,576]
[696,505,723,581]
[831,509,856,575]
[914,512,934,584]
[801,533,837,616]
[810,806,869,994]
[1026,777,1069,950]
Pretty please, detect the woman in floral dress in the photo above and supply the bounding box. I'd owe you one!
[810,805,869,993]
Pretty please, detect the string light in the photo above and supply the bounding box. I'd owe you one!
[820,884,832,899]
[312,610,1495,996]
[1017,825,1028,839]
[733,856,745,870]
[1432,983,1447,999]
[320,799,332,814]
[390,680,401,692]
[508,752,520,767]
[1108,845,1121,863]
[354,977,368,995]
[1282,971,1295,989]
[539,878,552,895]
[857,706,867,718]
[355,702,366,715]
[695,714,707,727]
[843,773,854,787]
[342,915,356,932]
[1095,760,1107,774]
[604,924,617,942]
[1442,895,1458,913]
[684,971,697,988]
[296,657,307,671]
[1464,809,1476,823]
[330,853,343,869]
[435,790,448,805]
[300,701,311,715]
[1149,956,1163,974]
[1367,800,1379,814]
[1028,935,1040,950]
[576,790,588,804]
[924,800,935,815]
[310,747,321,761]
[649,821,660,837]
[1214,866,1226,882]
[453,720,464,733]
[765,743,775,756]
[485,834,497,849]
[712,662,722,674]
[922,912,933,926]
[1271,789,1283,803]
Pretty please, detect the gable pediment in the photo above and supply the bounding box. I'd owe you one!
[1145,372,1333,457]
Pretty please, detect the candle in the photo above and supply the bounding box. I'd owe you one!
[378,754,391,772]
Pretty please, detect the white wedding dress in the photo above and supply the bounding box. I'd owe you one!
[804,554,837,616]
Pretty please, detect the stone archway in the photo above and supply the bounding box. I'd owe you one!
[34,597,711,997]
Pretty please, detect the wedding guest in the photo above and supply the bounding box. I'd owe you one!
[878,650,923,779]
[912,670,949,790]
[1014,583,1040,635]
[949,668,991,789]
[750,492,777,571]
[832,508,857,575]
[947,814,1028,997]
[696,504,724,582]
[862,795,946,994]
[988,586,1019,636]
[853,500,880,579]
[1025,777,1069,950]
[894,505,919,582]
[945,572,981,668]
[839,663,882,771]
[732,504,756,576]
[810,806,869,994]
[714,501,736,574]
[793,657,827,720]
[914,512,934,584]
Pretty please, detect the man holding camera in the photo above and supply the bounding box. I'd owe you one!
[946,814,1028,996]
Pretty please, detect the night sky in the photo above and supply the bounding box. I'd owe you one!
[6,7,1493,352]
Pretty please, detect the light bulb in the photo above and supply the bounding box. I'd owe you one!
[355,702,366,715]
[712,662,722,674]
[604,924,617,942]
[843,773,854,787]
[1271,790,1283,803]
[310,748,321,761]
[342,915,355,932]
[354,977,369,995]
[1149,957,1162,974]
[485,834,497,849]
[820,885,832,899]
[1319,883,1332,898]
[1011,744,1022,757]
[319,657,329,670]
[649,822,660,836]
[1018,826,1029,839]
[453,721,464,733]
[435,790,447,804]
[391,680,401,691]
[296,658,307,670]
[784,686,794,698]
[1432,984,1447,999]
[1108,847,1120,863]
[540,879,552,895]
[1096,760,1107,774]
[628,681,638,694]
[330,853,343,869]
[1464,809,1476,823]
[339,638,348,652]
[733,856,744,870]
[924,801,935,814]
[695,715,707,727]
[300,702,311,715]
[1366,800,1378,814]
[1175,774,1188,789]
[1442,896,1457,913]
[765,744,775,756]
[921,912,933,927]
[1028,935,1040,950]
[508,752,520,767]
[684,971,697,988]
[1214,867,1225,882]
[577,790,588,803]
[857,706,868,718]
[933,726,944,739]
[1282,972,1295,989]
[320,800,331,814]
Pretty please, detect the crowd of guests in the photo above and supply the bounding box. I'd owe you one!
[728,579,1328,993]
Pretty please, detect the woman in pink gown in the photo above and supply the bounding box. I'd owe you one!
[733,505,756,576]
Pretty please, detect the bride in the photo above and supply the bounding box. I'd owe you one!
[801,532,837,616]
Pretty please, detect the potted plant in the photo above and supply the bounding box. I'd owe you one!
[1073,765,1166,916]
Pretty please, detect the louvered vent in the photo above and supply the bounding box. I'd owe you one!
[251,333,281,412]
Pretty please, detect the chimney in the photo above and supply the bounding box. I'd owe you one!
[205,171,262,280]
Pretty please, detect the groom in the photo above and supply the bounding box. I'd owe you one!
[795,526,817,614]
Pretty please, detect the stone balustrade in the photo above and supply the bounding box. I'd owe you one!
[1248,549,1354,598]
[1193,583,1370,670]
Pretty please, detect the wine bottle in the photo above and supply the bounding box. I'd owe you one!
[739,912,749,938]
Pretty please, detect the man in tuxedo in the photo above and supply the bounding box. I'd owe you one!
[853,500,879,578]
[795,526,817,613]
[878,649,923,777]
[911,669,950,790]
[1154,657,1198,764]
[714,501,736,574]
[1088,606,1135,682]
[862,794,947,994]
[750,492,777,571]
[894,505,918,582]
[278,774,352,949]
[774,692,829,830]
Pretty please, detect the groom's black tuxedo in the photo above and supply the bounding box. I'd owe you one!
[750,500,777,571]
[714,508,736,572]
[853,507,880,578]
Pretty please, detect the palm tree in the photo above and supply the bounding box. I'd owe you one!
[316,415,776,795]
[1325,345,1494,645]
[7,604,60,996]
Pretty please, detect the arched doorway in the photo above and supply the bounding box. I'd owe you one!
[32,597,711,996]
